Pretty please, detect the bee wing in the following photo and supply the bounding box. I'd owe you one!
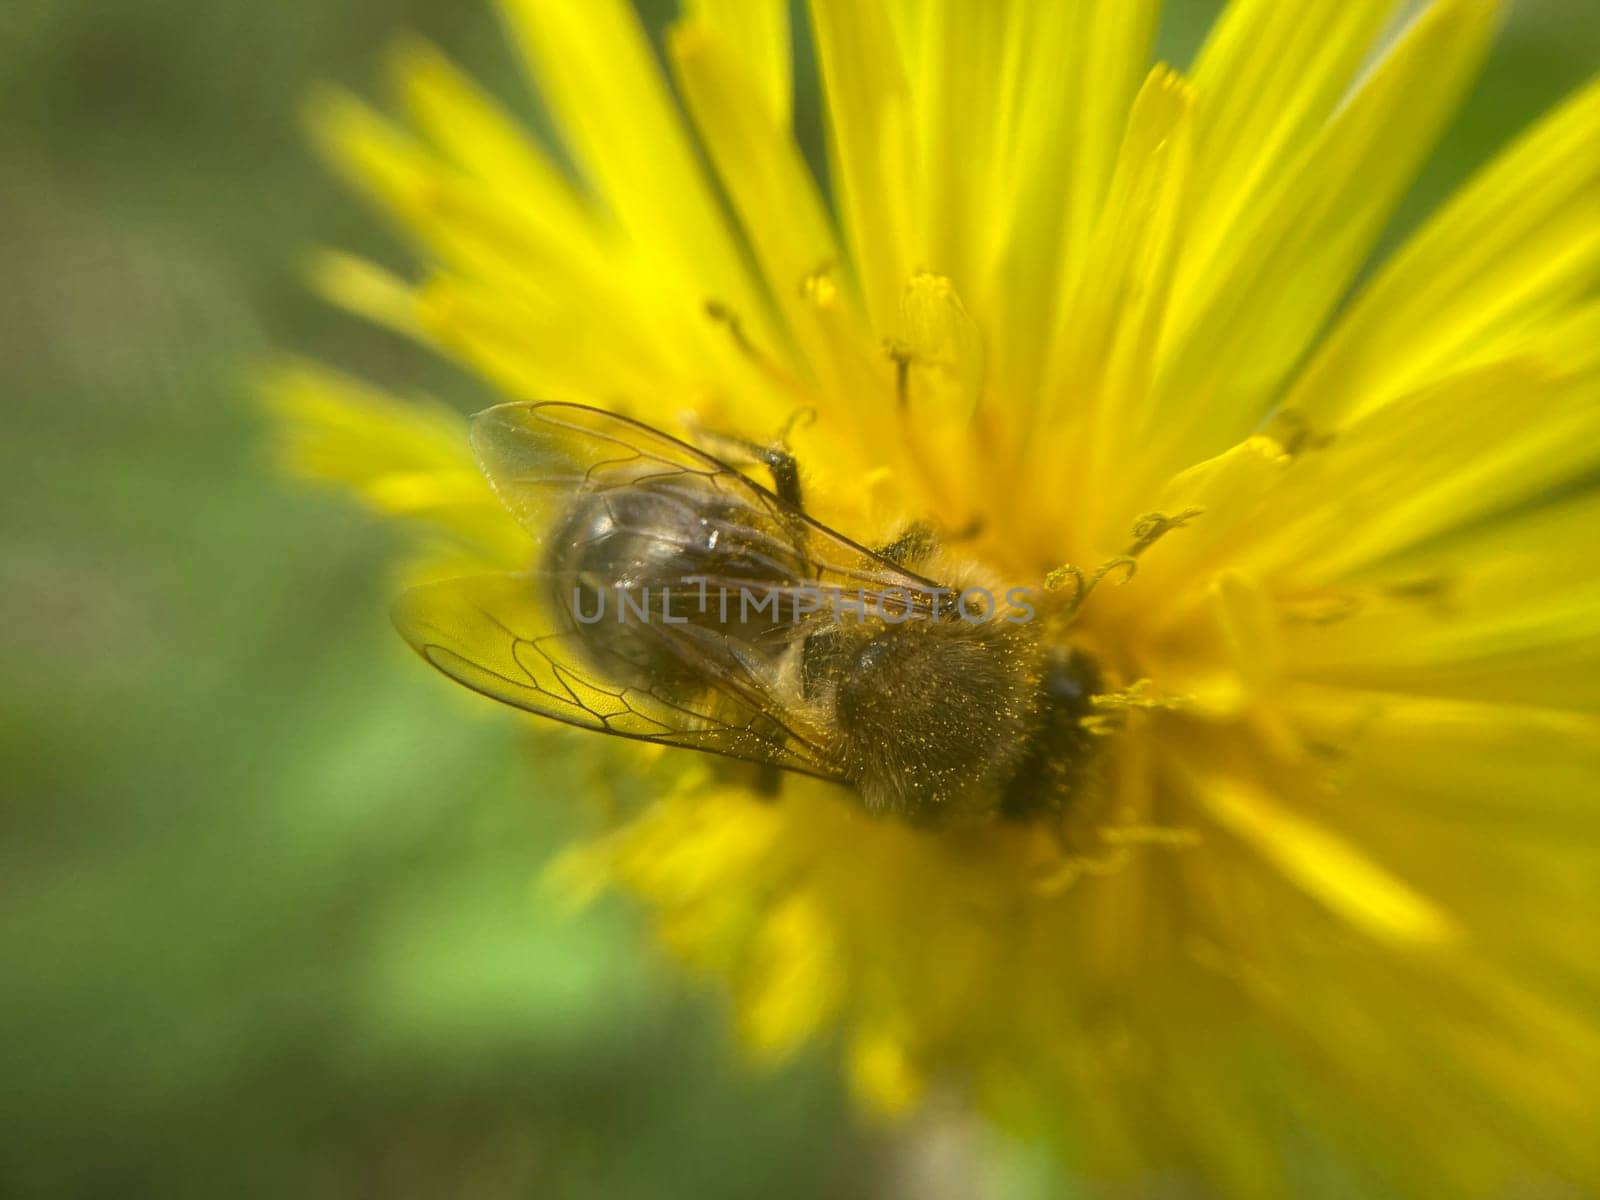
[392,571,842,779]
[470,402,946,602]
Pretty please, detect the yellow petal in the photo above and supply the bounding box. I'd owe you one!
[308,89,633,357]
[1281,489,1600,710]
[848,1024,925,1116]
[685,0,790,128]
[305,250,426,340]
[1034,68,1195,545]
[1147,0,1501,486]
[667,16,863,397]
[899,0,1017,296]
[1193,774,1457,947]
[385,37,592,241]
[1266,360,1600,581]
[1184,0,1399,277]
[1285,694,1600,1014]
[1149,353,1600,619]
[1297,689,1600,828]
[305,87,438,236]
[734,894,842,1061]
[1290,76,1600,424]
[260,361,521,567]
[885,3,1161,407]
[1040,1,1160,286]
[311,84,786,409]
[496,0,772,347]
[1236,688,1600,1175]
[416,275,664,406]
[807,0,916,334]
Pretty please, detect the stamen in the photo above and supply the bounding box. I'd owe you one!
[1100,812,1203,857]
[1044,557,1137,619]
[1262,408,1333,457]
[799,260,839,310]
[1045,509,1203,621]
[1383,575,1453,614]
[1031,849,1129,895]
[899,272,985,412]
[1098,822,1202,850]
[1280,593,1365,625]
[1081,680,1190,735]
[1279,574,1454,625]
[883,338,913,408]
[703,299,810,404]
[1126,507,1204,557]
[704,299,758,359]
[1030,814,1198,896]
[1091,679,1188,713]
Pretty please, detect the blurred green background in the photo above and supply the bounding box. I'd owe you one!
[1,2,1593,1196]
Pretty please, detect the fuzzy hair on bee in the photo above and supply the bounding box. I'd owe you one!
[800,615,1044,824]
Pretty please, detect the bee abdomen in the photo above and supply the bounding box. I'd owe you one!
[831,620,1043,825]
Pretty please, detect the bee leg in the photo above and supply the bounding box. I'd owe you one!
[687,406,814,510]
[874,514,985,568]
[751,762,783,800]
[748,440,806,511]
[874,522,939,567]
[689,424,810,511]
[751,441,804,510]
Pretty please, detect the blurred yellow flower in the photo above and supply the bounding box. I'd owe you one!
[269,0,1600,1193]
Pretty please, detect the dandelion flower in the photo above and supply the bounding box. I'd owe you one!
[270,0,1600,1192]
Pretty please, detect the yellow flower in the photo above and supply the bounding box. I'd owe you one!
[269,0,1600,1193]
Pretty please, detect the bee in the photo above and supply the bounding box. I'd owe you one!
[392,403,1104,827]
